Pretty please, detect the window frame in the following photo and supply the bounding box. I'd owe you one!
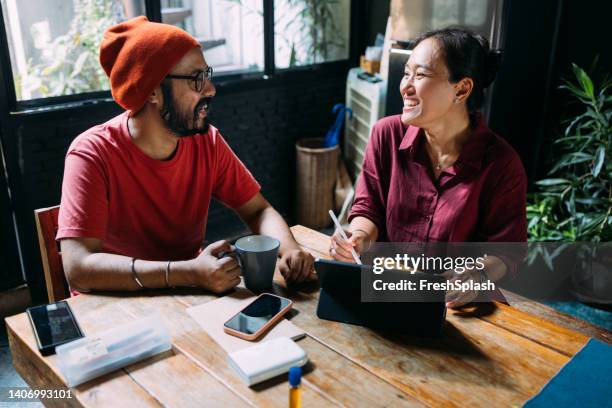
[0,0,360,114]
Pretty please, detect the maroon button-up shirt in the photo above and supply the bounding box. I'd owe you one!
[349,115,527,243]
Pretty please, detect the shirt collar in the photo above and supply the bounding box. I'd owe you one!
[398,125,421,158]
[398,114,492,170]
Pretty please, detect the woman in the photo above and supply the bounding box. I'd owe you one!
[330,28,527,308]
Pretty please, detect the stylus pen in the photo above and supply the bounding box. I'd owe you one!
[328,210,362,265]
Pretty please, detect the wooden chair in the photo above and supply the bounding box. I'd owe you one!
[34,205,69,302]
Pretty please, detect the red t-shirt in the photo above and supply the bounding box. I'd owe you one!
[57,112,260,261]
[349,114,527,243]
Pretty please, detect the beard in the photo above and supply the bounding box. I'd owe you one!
[159,81,212,137]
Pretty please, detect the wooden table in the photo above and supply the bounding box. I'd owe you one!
[5,226,605,407]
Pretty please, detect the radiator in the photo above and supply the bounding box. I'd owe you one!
[344,68,387,179]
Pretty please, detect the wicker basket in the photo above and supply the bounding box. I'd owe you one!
[295,138,339,229]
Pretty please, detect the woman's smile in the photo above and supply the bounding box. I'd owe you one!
[403,97,420,111]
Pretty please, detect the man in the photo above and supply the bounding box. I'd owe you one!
[57,16,314,293]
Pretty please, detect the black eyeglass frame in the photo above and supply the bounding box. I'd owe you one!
[165,66,213,92]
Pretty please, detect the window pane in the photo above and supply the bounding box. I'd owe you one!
[465,0,488,26]
[431,0,459,28]
[274,0,350,69]
[431,0,497,31]
[1,0,144,101]
[161,0,264,75]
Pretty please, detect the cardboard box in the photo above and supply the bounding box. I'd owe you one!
[360,55,381,74]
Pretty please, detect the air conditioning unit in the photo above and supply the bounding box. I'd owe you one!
[344,68,387,179]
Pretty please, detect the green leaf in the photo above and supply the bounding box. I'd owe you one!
[289,42,297,67]
[566,189,576,215]
[528,215,540,229]
[572,63,595,99]
[549,152,593,174]
[541,247,554,270]
[575,198,606,205]
[554,135,592,145]
[592,145,606,177]
[560,83,589,100]
[563,114,586,137]
[560,186,572,202]
[557,217,575,228]
[70,51,89,78]
[581,214,606,234]
[535,178,571,186]
[550,243,571,259]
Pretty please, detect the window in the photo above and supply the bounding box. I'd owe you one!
[1,0,143,101]
[0,0,354,106]
[431,0,498,31]
[274,0,350,69]
[161,0,264,75]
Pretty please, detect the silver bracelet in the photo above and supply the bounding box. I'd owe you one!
[165,260,172,288]
[131,257,144,289]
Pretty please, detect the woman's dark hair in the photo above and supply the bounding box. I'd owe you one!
[414,27,502,113]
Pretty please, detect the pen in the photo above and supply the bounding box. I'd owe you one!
[328,210,362,265]
[289,366,302,408]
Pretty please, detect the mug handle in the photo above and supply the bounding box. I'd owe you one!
[218,250,243,271]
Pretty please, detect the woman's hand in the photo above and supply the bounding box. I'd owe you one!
[329,228,368,263]
[442,268,481,309]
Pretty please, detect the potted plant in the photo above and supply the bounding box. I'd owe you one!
[527,62,611,303]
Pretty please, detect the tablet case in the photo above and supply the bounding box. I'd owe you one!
[315,259,447,336]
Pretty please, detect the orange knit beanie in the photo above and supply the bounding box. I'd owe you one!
[100,16,200,113]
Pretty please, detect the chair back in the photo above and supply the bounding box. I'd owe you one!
[34,206,69,302]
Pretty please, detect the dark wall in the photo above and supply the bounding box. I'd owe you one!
[363,0,390,47]
[0,158,21,291]
[205,77,346,242]
[489,0,611,183]
[486,0,564,184]
[0,74,345,302]
[556,0,611,73]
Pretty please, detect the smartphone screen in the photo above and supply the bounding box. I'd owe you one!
[27,301,83,355]
[224,294,291,335]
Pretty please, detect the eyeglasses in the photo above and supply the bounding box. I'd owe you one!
[165,66,213,92]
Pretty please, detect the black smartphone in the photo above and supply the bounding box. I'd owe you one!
[26,301,84,356]
[223,293,292,341]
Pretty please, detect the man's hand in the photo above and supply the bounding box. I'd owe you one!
[188,240,241,293]
[329,228,368,263]
[278,249,315,283]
